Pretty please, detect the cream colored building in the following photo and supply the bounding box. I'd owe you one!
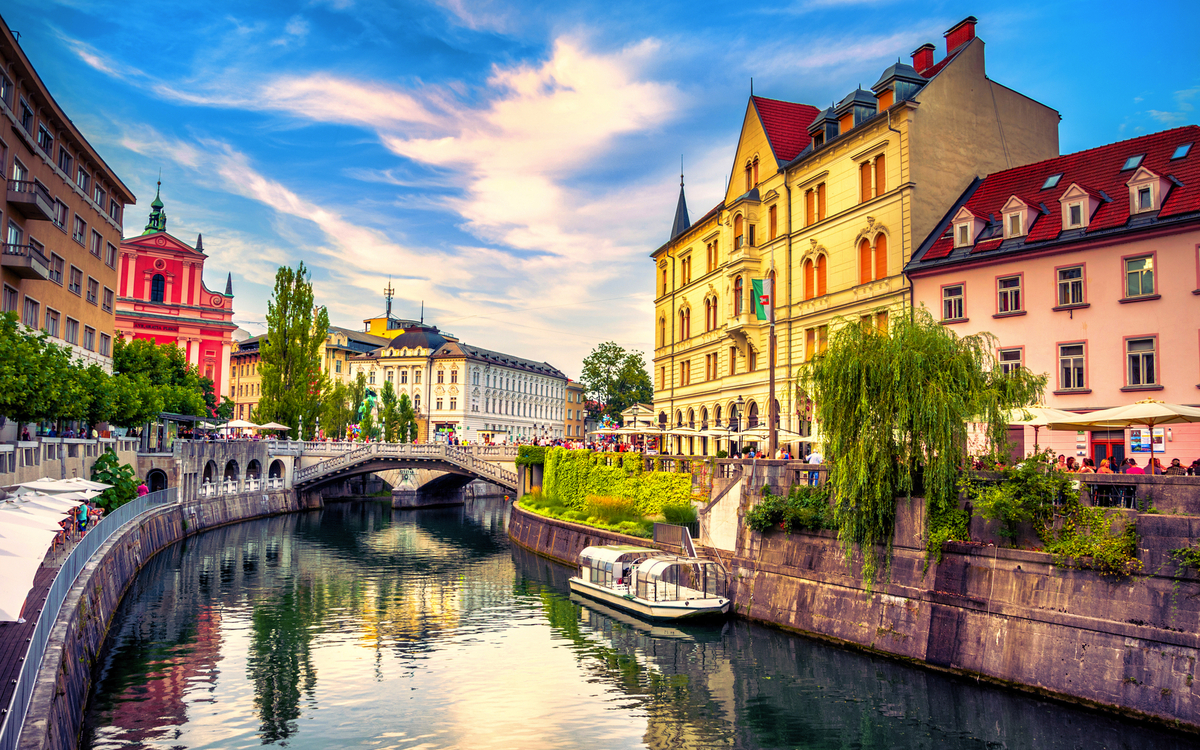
[652,17,1059,456]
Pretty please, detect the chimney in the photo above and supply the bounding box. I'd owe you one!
[944,16,978,53]
[910,43,935,74]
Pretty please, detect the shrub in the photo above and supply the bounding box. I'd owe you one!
[91,448,138,511]
[562,510,588,522]
[961,451,1075,544]
[746,484,833,534]
[515,445,546,466]
[583,495,642,526]
[716,450,728,459]
[616,520,653,538]
[661,502,698,525]
[1041,504,1142,577]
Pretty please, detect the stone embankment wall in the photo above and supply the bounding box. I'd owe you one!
[17,490,314,750]
[508,496,1200,732]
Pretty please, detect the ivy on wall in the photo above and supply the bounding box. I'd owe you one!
[541,447,692,515]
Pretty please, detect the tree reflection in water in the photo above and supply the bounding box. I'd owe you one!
[248,584,322,743]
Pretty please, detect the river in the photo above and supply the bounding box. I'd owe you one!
[80,498,1192,750]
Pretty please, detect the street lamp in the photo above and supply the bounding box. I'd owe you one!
[730,394,745,459]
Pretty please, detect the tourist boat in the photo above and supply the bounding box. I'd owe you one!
[569,545,730,621]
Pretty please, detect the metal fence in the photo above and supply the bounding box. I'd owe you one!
[0,487,178,750]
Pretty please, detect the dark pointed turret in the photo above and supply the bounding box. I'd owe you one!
[225,273,233,296]
[195,233,204,253]
[670,172,691,240]
[142,179,167,234]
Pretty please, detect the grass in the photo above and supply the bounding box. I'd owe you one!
[520,490,671,539]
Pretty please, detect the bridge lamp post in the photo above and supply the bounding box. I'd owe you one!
[729,394,744,459]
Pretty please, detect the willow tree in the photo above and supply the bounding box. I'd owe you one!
[258,263,329,440]
[800,308,1046,586]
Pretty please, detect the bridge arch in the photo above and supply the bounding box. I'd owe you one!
[146,469,168,492]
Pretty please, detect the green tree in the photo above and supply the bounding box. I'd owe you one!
[360,407,377,441]
[395,392,416,443]
[380,381,397,441]
[580,341,653,422]
[257,263,330,440]
[320,380,354,439]
[112,336,208,418]
[349,372,367,419]
[91,448,138,510]
[108,373,164,428]
[0,314,66,427]
[82,365,115,432]
[800,308,1046,587]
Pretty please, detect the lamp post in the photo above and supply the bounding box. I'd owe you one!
[730,394,744,459]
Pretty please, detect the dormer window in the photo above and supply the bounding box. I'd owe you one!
[1059,183,1099,231]
[1171,143,1192,160]
[1137,186,1152,211]
[1068,203,1082,227]
[1042,173,1063,190]
[1121,155,1144,171]
[1126,166,1169,215]
[1007,213,1023,237]
[956,223,971,247]
[1001,195,1037,239]
[951,206,983,248]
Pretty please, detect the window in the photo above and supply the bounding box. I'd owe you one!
[1121,155,1144,171]
[105,242,118,268]
[661,267,668,295]
[450,370,458,384]
[53,200,68,229]
[734,215,744,248]
[449,397,457,410]
[734,275,744,314]
[99,333,111,357]
[11,158,26,183]
[1124,256,1154,298]
[437,370,444,383]
[875,154,886,197]
[681,255,691,285]
[860,161,872,203]
[678,360,690,386]
[90,230,103,257]
[1068,203,1083,227]
[69,266,83,295]
[768,205,777,240]
[1124,337,1157,387]
[817,182,826,221]
[805,325,828,361]
[368,370,376,384]
[729,346,737,375]
[64,317,79,345]
[942,284,964,321]
[37,125,53,154]
[805,189,815,226]
[803,259,814,300]
[150,273,165,303]
[1172,143,1192,160]
[998,348,1022,375]
[1137,186,1152,211]
[816,254,827,296]
[436,398,444,410]
[44,309,59,337]
[7,220,22,247]
[18,98,33,132]
[58,146,72,175]
[72,215,86,244]
[48,254,64,285]
[86,277,99,305]
[76,167,90,193]
[1042,173,1063,190]
[997,275,1022,313]
[748,348,757,372]
[109,198,122,224]
[335,359,342,373]
[83,327,95,351]
[93,185,106,208]
[2,285,16,313]
[415,371,421,384]
[0,73,10,108]
[1057,266,1084,306]
[1007,213,1023,237]
[955,223,971,247]
[22,297,39,328]
[1059,343,1086,390]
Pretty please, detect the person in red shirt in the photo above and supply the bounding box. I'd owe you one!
[1125,458,1145,475]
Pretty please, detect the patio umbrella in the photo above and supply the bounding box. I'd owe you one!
[1047,399,1200,469]
[0,507,68,532]
[224,419,259,429]
[0,556,46,621]
[259,422,291,431]
[1004,405,1080,452]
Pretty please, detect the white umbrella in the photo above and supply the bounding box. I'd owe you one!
[63,477,111,491]
[1005,406,1081,451]
[14,497,79,514]
[225,419,259,429]
[1048,399,1200,469]
[0,508,68,532]
[258,422,290,431]
[0,556,45,621]
[0,527,60,559]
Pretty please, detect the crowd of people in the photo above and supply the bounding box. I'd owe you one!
[1051,454,1200,476]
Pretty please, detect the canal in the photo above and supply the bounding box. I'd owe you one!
[81,498,1191,750]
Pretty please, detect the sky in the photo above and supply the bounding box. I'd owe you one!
[7,0,1197,380]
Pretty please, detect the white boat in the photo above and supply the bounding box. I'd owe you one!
[568,545,731,621]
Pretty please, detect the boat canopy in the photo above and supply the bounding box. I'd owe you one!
[635,557,727,602]
[579,546,663,589]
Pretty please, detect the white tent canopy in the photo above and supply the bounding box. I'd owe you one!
[0,557,45,621]
[224,419,259,429]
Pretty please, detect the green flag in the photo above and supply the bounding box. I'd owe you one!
[752,278,773,321]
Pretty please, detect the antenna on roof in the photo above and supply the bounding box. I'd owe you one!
[750,77,754,96]
[420,300,424,324]
[384,276,394,318]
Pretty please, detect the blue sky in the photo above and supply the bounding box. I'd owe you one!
[8,0,1197,379]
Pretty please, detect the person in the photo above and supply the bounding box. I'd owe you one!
[20,427,30,441]
[1056,454,1067,471]
[1190,459,1200,477]
[137,482,149,497]
[1125,457,1145,475]
[1078,458,1095,474]
[1066,457,1078,472]
[1164,458,1187,476]
[1098,459,1114,474]
[806,448,824,464]
[76,502,89,535]
[1149,457,1165,475]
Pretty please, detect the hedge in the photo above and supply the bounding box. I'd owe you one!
[541,447,693,516]
[515,445,546,467]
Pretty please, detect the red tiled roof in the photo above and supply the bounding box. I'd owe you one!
[752,96,820,162]
[921,125,1200,262]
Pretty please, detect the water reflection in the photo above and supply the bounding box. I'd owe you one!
[80,498,1191,750]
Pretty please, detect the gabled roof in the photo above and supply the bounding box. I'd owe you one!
[917,37,972,79]
[434,341,567,379]
[909,125,1200,271]
[751,96,821,163]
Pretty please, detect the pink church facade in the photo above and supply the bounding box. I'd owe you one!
[114,188,236,400]
[907,126,1200,469]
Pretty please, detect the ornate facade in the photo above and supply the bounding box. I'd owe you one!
[652,17,1060,456]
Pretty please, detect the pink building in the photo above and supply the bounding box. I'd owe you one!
[115,186,236,399]
[907,126,1200,468]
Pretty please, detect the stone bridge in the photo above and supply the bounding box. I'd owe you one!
[285,442,519,498]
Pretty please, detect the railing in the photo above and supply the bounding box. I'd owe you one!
[244,478,261,492]
[0,488,178,750]
[199,483,217,497]
[1,241,49,267]
[6,179,51,202]
[267,477,283,490]
[654,522,699,555]
[293,442,518,488]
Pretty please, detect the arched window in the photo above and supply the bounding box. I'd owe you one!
[150,273,165,303]
[752,157,759,186]
[678,309,686,341]
[710,294,718,329]
[684,308,691,339]
[874,234,888,280]
[859,238,872,285]
[816,254,827,296]
[700,407,708,428]
[734,276,744,314]
[659,317,666,347]
[747,401,760,428]
[703,299,711,332]
[803,260,814,300]
[714,404,722,426]
[687,408,695,428]
[734,214,744,248]
[744,161,752,192]
[676,410,683,427]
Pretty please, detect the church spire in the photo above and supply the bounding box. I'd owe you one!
[142,177,167,234]
[225,272,233,296]
[669,163,691,240]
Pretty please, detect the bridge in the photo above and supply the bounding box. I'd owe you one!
[288,442,519,494]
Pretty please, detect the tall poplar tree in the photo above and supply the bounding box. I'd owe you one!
[258,263,329,440]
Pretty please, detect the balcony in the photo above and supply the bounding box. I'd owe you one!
[7,179,54,221]
[2,242,50,280]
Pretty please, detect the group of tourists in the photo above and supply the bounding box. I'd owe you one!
[1053,454,1200,475]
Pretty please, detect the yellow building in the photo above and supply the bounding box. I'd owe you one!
[652,17,1059,457]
